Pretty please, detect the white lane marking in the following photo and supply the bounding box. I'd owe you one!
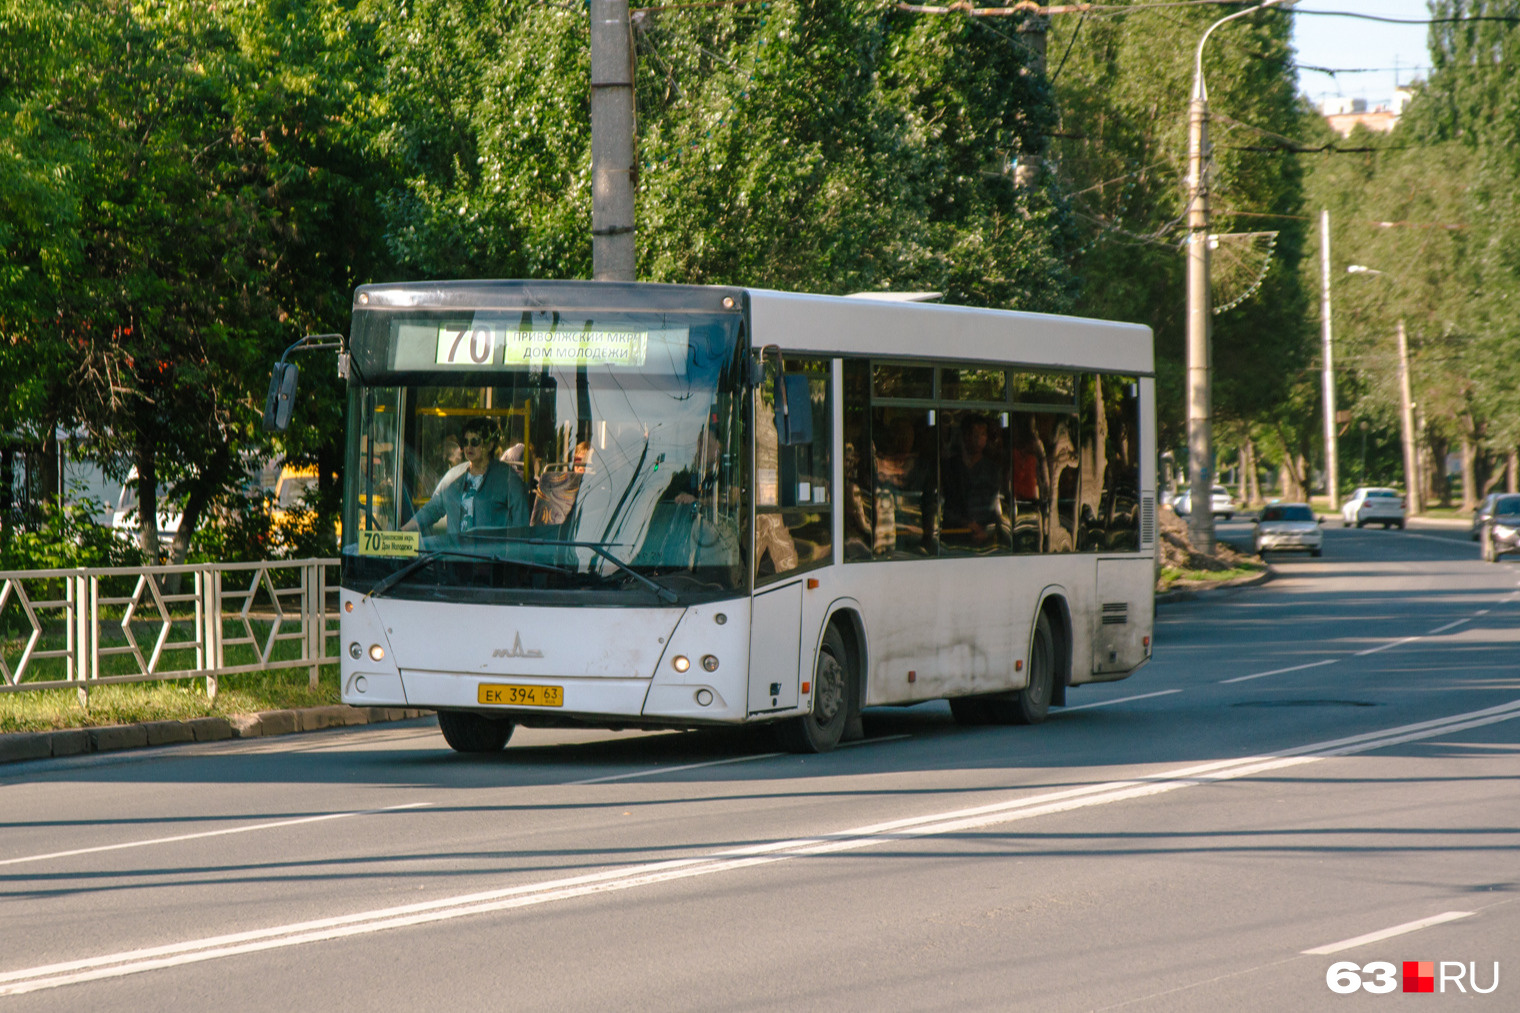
[1428,618,1471,635]
[7,698,1520,997]
[565,752,782,785]
[1356,635,1422,657]
[1221,659,1337,685]
[1061,690,1181,712]
[1302,911,1474,955]
[0,803,432,869]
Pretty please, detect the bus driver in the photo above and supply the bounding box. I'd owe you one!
[403,419,530,535]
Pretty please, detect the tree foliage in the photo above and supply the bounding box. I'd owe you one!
[0,0,389,558]
[1048,2,1313,458]
[1306,0,1520,505]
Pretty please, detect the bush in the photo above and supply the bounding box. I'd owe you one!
[0,503,144,571]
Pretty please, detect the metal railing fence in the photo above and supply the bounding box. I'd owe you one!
[0,559,340,705]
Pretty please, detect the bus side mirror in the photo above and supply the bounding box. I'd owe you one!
[775,373,813,446]
[263,361,299,433]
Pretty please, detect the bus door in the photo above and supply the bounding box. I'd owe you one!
[748,582,803,714]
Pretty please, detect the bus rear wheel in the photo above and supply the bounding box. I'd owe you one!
[777,625,850,753]
[437,710,515,753]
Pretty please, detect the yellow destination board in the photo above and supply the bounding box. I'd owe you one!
[356,530,420,557]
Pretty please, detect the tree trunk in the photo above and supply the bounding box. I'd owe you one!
[134,440,162,562]
[1246,439,1261,506]
[169,439,233,566]
[1460,434,1477,512]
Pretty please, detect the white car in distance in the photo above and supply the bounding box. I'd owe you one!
[1341,486,1406,529]
[1254,502,1323,557]
[1172,485,1236,520]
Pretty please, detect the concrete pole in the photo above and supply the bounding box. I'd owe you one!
[1185,83,1215,554]
[1319,210,1340,511]
[1396,318,1422,514]
[1013,13,1049,189]
[589,0,637,281]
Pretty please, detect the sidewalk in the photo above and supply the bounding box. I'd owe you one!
[0,705,432,766]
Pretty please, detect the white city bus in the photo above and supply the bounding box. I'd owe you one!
[337,280,1155,753]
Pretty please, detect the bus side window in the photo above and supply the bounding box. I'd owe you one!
[756,359,832,582]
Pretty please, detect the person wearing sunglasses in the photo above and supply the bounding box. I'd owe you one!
[404,419,529,535]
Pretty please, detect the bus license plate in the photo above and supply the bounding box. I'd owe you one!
[477,683,563,708]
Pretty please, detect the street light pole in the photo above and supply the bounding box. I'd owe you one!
[1185,0,1287,553]
[1347,264,1422,515]
[1319,209,1340,511]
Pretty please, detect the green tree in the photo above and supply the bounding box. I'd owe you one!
[0,1,390,560]
[1049,3,1313,460]
[368,0,1076,307]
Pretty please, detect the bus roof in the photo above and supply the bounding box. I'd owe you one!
[351,280,1153,375]
[747,288,1153,375]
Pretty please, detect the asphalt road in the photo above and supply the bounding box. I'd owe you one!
[3,520,1517,1011]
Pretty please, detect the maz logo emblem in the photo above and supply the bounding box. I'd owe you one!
[492,634,543,659]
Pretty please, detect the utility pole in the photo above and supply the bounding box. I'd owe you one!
[1319,210,1340,511]
[590,0,637,281]
[1396,318,1422,514]
[1013,10,1049,189]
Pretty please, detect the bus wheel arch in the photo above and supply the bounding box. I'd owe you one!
[777,610,862,753]
[1037,592,1072,709]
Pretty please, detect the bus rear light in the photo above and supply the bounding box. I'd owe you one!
[701,655,719,672]
[368,644,386,662]
[1015,660,1023,671]
[672,655,691,673]
[801,681,811,695]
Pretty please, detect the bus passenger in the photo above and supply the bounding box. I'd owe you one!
[404,419,529,535]
[942,415,1005,547]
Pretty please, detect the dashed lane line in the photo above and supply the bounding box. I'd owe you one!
[0,803,432,869]
[1303,911,1474,956]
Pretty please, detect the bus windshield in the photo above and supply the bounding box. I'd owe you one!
[342,307,747,604]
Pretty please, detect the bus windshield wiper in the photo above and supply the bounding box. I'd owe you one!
[362,547,576,600]
[474,533,679,604]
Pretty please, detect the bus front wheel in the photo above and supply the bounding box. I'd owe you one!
[437,710,515,753]
[777,625,850,754]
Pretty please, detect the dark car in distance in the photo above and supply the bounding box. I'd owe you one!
[1477,494,1520,562]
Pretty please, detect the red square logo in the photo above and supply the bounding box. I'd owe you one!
[1403,961,1435,993]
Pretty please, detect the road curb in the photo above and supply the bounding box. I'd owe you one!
[1155,567,1274,605]
[0,706,433,766]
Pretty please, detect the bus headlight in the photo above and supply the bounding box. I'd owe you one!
[368,644,386,662]
[701,655,719,672]
[672,655,690,673]
[348,642,362,660]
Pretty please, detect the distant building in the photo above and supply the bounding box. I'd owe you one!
[1320,88,1413,137]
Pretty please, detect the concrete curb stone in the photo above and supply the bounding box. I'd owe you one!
[1,705,433,766]
[0,733,51,764]
[91,724,149,753]
[143,720,196,747]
